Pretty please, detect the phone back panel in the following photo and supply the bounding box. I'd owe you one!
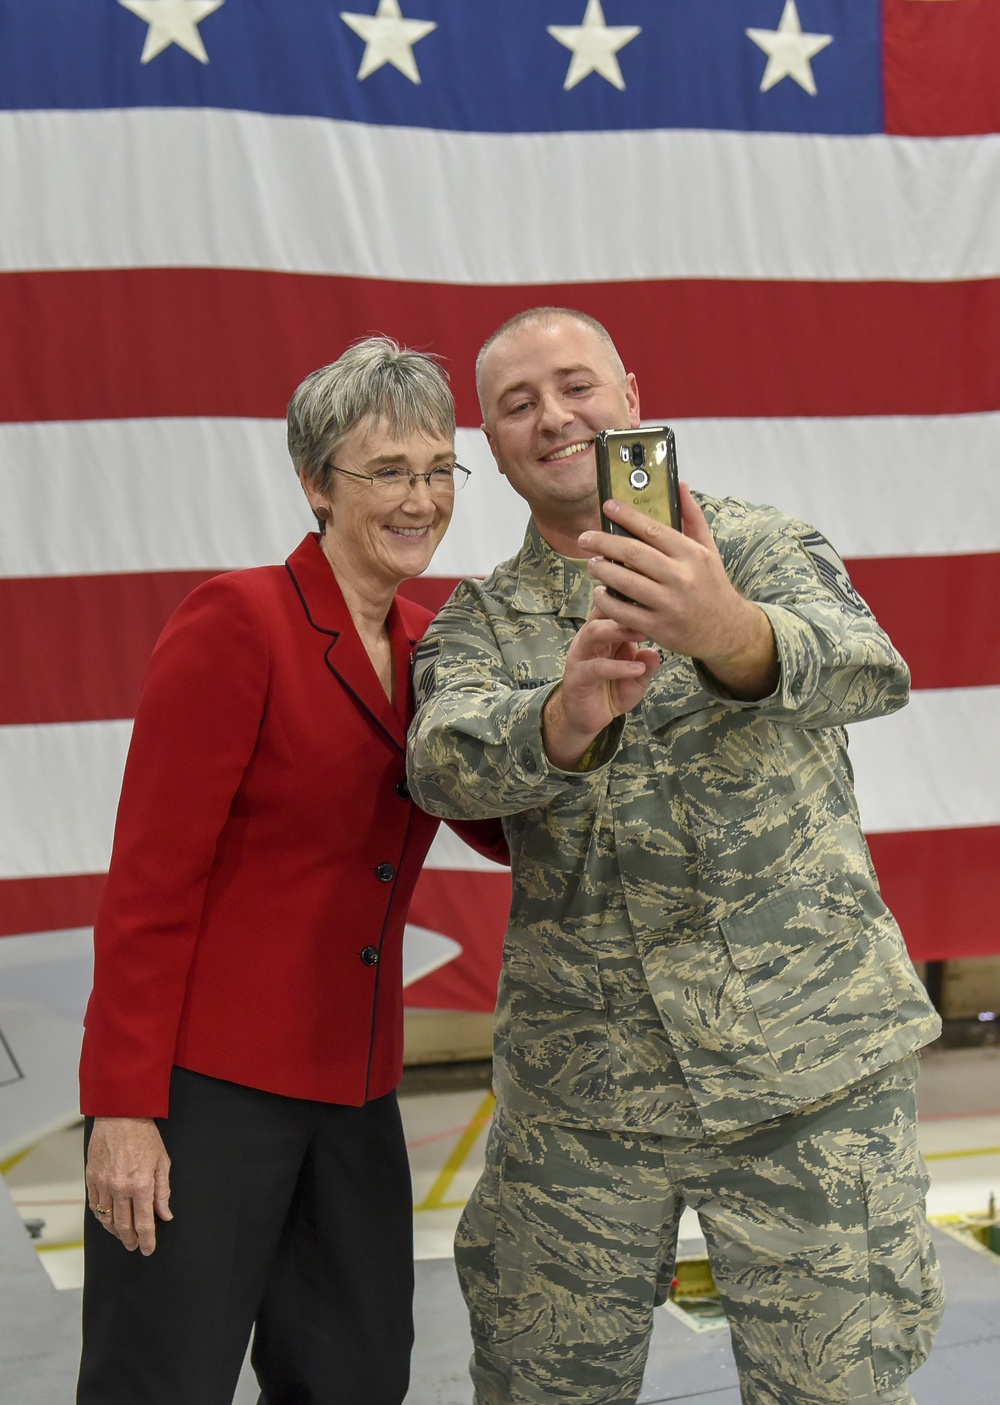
[595,427,680,536]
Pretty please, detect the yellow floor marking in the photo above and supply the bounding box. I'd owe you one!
[0,1146,34,1175]
[415,1091,495,1213]
[930,1213,990,1225]
[923,1145,1000,1163]
[406,1114,493,1152]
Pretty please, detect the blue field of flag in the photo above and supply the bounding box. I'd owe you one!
[0,1,882,134]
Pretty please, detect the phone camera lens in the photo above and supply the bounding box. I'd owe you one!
[628,467,650,491]
[630,443,646,469]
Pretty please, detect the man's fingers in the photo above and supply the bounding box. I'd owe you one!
[607,648,660,715]
[583,487,714,565]
[590,563,665,614]
[571,649,648,679]
[581,613,646,639]
[677,481,714,547]
[588,500,681,555]
[581,529,669,573]
[574,615,647,657]
[575,655,648,682]
[581,531,679,598]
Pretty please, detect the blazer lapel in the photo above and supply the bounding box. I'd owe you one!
[285,535,407,751]
[387,597,425,725]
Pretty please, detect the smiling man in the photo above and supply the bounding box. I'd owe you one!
[476,311,640,551]
[407,308,943,1405]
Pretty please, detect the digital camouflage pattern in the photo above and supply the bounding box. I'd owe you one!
[407,494,941,1134]
[456,1057,943,1405]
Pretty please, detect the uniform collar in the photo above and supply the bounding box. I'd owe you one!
[508,519,595,621]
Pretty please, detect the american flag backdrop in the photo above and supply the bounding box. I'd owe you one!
[1,0,999,1013]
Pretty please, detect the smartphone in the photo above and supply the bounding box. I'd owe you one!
[595,426,681,600]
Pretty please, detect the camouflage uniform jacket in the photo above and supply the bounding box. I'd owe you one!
[407,494,940,1135]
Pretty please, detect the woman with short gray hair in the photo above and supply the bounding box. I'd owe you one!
[77,337,504,1405]
[288,334,457,494]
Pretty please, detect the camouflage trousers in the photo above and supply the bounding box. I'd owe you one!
[455,1057,943,1405]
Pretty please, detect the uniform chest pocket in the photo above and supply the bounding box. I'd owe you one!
[719,880,895,1076]
[501,625,571,692]
[505,648,561,693]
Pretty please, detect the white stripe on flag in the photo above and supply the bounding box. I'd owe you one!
[3,689,999,881]
[0,721,132,880]
[671,412,1000,560]
[2,415,997,579]
[4,111,1000,282]
[848,686,1000,835]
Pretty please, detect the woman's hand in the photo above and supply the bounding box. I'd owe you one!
[86,1116,173,1256]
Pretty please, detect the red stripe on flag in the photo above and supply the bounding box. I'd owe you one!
[3,835,996,976]
[0,570,221,725]
[868,825,1000,960]
[0,873,106,940]
[2,270,999,424]
[403,868,510,1013]
[844,551,1000,690]
[884,0,1000,137]
[3,553,997,727]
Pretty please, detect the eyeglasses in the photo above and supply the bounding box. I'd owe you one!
[326,462,471,499]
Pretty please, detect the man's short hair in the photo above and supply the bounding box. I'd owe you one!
[475,307,627,417]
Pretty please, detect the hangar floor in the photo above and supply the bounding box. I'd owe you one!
[1,1040,998,1404]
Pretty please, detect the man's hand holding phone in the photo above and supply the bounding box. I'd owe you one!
[580,484,780,701]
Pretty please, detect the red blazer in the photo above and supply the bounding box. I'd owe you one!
[79,534,503,1119]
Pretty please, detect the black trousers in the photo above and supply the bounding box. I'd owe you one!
[77,1068,414,1405]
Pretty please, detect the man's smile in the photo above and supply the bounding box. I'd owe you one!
[542,439,593,463]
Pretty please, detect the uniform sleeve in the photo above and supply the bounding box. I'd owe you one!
[407,582,617,821]
[79,574,269,1118]
[644,504,911,734]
